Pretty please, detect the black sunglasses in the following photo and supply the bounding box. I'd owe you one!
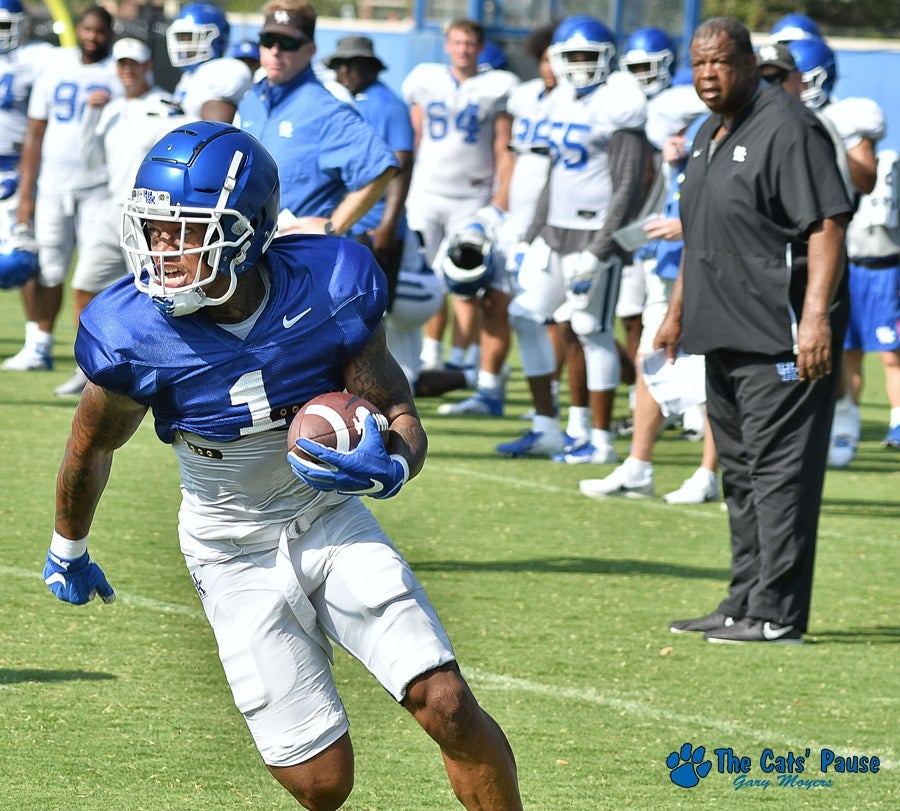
[259,32,307,51]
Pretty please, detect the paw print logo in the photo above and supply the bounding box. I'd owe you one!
[667,742,712,788]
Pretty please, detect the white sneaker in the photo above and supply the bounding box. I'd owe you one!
[664,468,719,504]
[54,368,89,397]
[557,441,619,465]
[496,429,565,458]
[579,460,654,499]
[1,343,53,371]
[827,436,857,469]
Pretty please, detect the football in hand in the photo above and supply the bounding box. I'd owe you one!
[288,392,390,462]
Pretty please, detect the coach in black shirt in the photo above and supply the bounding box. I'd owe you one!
[655,17,851,644]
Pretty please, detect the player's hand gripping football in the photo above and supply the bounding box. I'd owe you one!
[44,544,116,605]
[287,413,409,499]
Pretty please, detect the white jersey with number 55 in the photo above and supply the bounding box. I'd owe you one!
[544,71,646,231]
[403,64,518,201]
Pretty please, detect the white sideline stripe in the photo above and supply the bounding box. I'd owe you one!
[439,466,898,546]
[4,564,894,769]
[467,669,898,770]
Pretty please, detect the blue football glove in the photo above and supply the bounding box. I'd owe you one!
[287,413,409,499]
[44,549,116,605]
[0,173,18,200]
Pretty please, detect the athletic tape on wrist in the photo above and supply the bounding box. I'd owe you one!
[389,454,410,484]
[50,531,88,560]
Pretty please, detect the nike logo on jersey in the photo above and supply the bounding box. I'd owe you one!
[762,622,796,640]
[283,307,312,328]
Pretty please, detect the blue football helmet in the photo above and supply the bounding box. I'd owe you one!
[789,39,837,110]
[0,0,26,53]
[0,225,37,289]
[478,40,509,71]
[770,13,822,44]
[549,15,616,90]
[440,206,504,298]
[166,3,229,68]
[619,27,677,97]
[121,122,279,317]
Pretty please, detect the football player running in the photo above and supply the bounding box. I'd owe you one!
[166,2,251,122]
[42,121,523,811]
[497,15,649,462]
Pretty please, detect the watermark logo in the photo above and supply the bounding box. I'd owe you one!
[667,742,712,788]
[665,744,881,791]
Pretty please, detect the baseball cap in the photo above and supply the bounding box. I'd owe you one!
[756,43,797,74]
[113,37,151,65]
[112,38,152,64]
[259,8,315,43]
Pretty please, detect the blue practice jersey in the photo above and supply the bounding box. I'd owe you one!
[75,235,388,444]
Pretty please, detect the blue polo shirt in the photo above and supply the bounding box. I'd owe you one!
[239,66,398,217]
[351,79,414,237]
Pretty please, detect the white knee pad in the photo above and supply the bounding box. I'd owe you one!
[580,330,620,391]
[510,311,556,377]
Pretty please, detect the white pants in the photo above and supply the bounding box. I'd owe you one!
[184,498,455,767]
[36,186,124,291]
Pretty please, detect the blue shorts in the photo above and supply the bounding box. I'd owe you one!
[844,262,900,352]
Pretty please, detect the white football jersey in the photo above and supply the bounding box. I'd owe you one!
[27,48,122,191]
[174,57,252,120]
[403,64,519,200]
[0,40,54,157]
[821,96,885,151]
[90,88,187,198]
[544,71,647,231]
[506,77,554,228]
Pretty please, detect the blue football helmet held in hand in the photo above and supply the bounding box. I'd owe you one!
[548,15,616,90]
[121,121,279,317]
[0,223,38,289]
[166,2,230,68]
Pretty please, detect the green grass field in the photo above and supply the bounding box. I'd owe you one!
[1,290,897,810]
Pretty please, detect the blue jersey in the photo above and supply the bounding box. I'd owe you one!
[75,235,388,444]
[351,79,414,237]
[238,67,398,217]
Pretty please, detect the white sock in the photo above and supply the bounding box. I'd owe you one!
[591,428,612,448]
[533,414,560,435]
[477,370,503,393]
[566,406,590,439]
[464,343,480,368]
[447,345,466,367]
[890,407,900,428]
[624,455,653,476]
[420,337,442,366]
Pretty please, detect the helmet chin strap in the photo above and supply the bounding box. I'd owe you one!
[148,268,239,317]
